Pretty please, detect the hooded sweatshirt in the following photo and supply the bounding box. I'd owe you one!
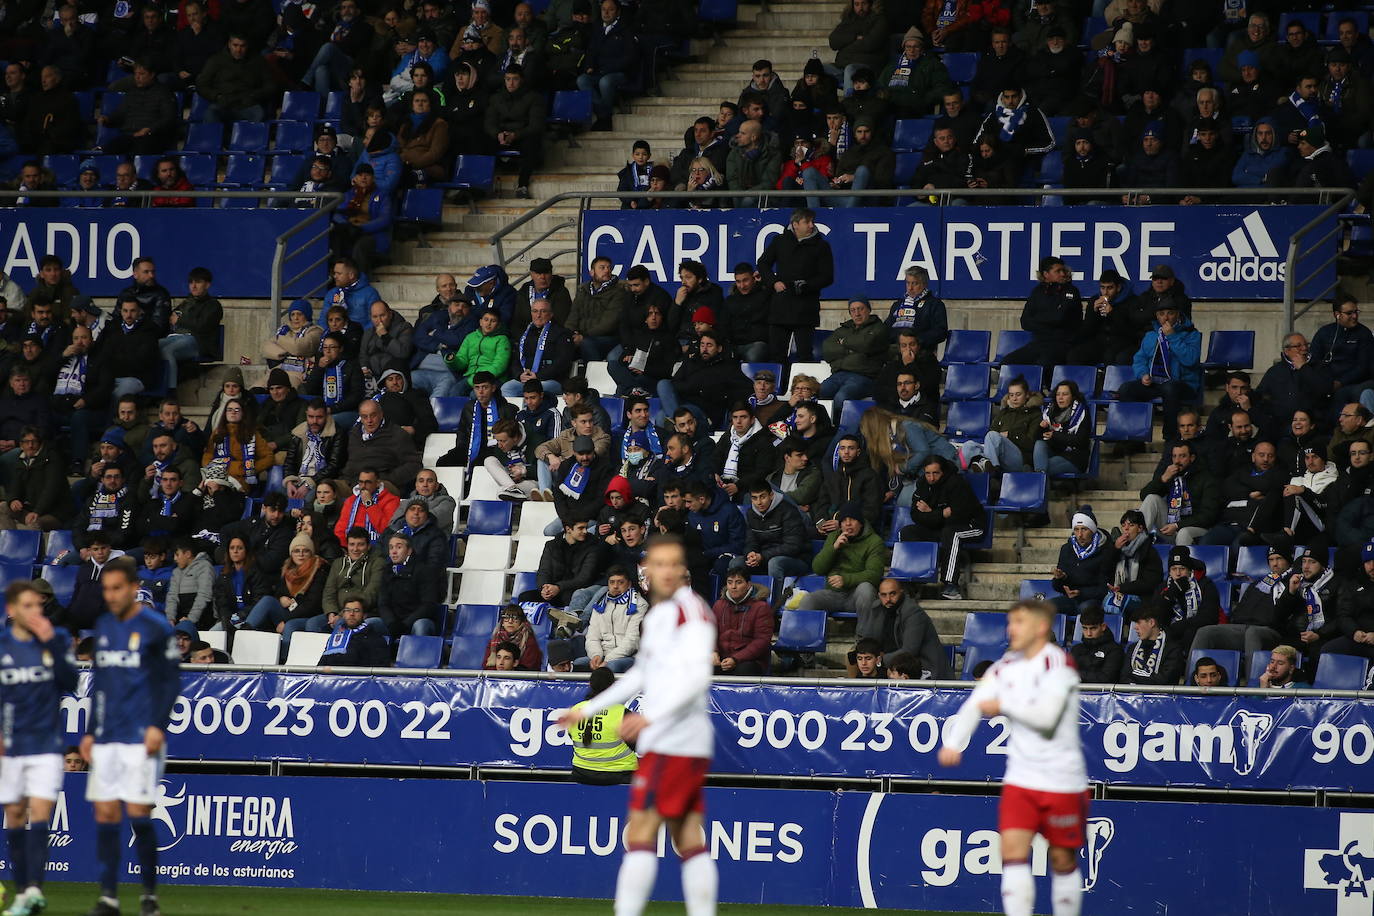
[166,552,216,625]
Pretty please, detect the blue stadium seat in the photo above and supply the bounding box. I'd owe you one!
[1230,115,1253,136]
[886,506,912,546]
[993,330,1031,364]
[1326,11,1369,39]
[228,120,269,153]
[942,51,977,84]
[266,153,306,189]
[1314,653,1369,690]
[994,364,1043,399]
[40,565,77,606]
[222,154,266,187]
[548,90,594,128]
[894,151,921,189]
[1050,365,1097,398]
[99,91,125,118]
[741,362,784,387]
[941,363,991,402]
[965,473,991,504]
[441,155,496,192]
[43,530,75,565]
[962,611,1009,648]
[940,329,990,365]
[277,90,321,122]
[646,397,666,427]
[430,396,470,432]
[322,90,347,120]
[179,154,214,186]
[1278,11,1320,36]
[467,500,513,536]
[837,399,875,433]
[396,635,444,669]
[1070,614,1122,644]
[773,609,827,653]
[0,530,40,565]
[889,541,938,581]
[188,93,211,122]
[456,604,500,637]
[1233,545,1271,582]
[1097,364,1135,401]
[398,187,443,228]
[0,563,30,591]
[1178,47,1223,78]
[961,643,1002,679]
[1199,330,1254,370]
[992,472,1046,513]
[182,122,221,154]
[134,154,159,181]
[1036,150,1063,185]
[1188,648,1241,687]
[944,401,991,440]
[892,119,933,153]
[43,154,80,187]
[1018,578,1057,600]
[447,634,489,669]
[698,0,738,22]
[1154,545,1229,583]
[512,571,537,596]
[1099,402,1154,443]
[749,575,780,608]
[1347,150,1374,182]
[273,121,313,153]
[600,396,624,430]
[73,91,95,123]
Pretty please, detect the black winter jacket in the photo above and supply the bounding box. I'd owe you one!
[757,227,834,329]
[744,495,807,561]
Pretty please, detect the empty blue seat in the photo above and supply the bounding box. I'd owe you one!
[1036,150,1063,185]
[399,187,443,226]
[73,91,95,123]
[961,643,1003,679]
[430,396,471,432]
[942,51,977,84]
[548,90,594,127]
[98,91,125,118]
[396,635,444,669]
[889,541,938,581]
[467,500,513,535]
[43,154,80,186]
[456,604,500,637]
[228,120,269,153]
[600,396,624,430]
[944,401,991,440]
[512,570,537,596]
[446,155,496,191]
[273,121,312,153]
[837,399,876,433]
[1278,11,1320,36]
[447,634,489,669]
[182,122,221,153]
[993,472,1046,513]
[886,506,913,546]
[1233,545,1272,582]
[1230,115,1253,136]
[188,93,211,122]
[941,363,991,402]
[940,329,990,365]
[0,530,40,565]
[774,609,827,653]
[1050,365,1097,398]
[993,330,1031,364]
[1200,330,1254,370]
[40,564,77,606]
[1188,648,1241,687]
[43,530,75,565]
[894,151,921,189]
[222,153,266,187]
[1097,364,1135,400]
[965,473,991,504]
[962,611,1009,648]
[134,154,159,181]
[322,90,347,120]
[0,563,30,591]
[179,153,214,186]
[277,90,321,122]
[1314,653,1368,690]
[697,0,738,22]
[1019,578,1057,600]
[995,364,1043,399]
[892,118,933,153]
[1100,401,1154,443]
[266,153,305,189]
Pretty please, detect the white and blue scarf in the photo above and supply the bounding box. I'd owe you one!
[468,399,499,464]
[518,321,551,373]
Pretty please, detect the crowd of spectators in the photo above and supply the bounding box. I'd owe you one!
[613,4,1374,208]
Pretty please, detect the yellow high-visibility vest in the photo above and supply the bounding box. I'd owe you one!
[568,700,638,772]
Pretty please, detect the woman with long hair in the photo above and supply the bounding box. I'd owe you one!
[202,397,274,492]
[859,404,957,503]
[1034,380,1092,476]
[211,535,273,635]
[396,89,451,186]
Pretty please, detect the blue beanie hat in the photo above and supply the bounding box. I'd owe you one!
[287,299,313,321]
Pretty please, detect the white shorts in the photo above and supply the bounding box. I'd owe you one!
[85,743,164,806]
[0,754,63,805]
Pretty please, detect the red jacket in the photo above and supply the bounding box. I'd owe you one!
[777,154,834,190]
[712,594,774,664]
[334,488,400,547]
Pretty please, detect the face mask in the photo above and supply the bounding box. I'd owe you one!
[626,449,645,465]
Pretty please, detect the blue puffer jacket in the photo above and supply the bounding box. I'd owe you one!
[354,134,403,200]
[1132,316,1203,392]
[688,488,746,563]
[1231,117,1292,189]
[410,307,478,368]
[321,273,381,325]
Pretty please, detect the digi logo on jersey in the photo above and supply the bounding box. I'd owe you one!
[150,781,298,860]
[95,632,143,669]
[0,657,54,685]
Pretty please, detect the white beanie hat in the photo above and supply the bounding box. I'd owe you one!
[1071,511,1096,531]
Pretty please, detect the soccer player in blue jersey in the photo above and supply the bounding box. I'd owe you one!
[79,560,180,916]
[0,581,78,916]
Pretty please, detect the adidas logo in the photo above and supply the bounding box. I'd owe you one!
[1199,211,1287,282]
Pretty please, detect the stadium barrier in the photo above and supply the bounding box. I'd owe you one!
[14,772,1366,913]
[64,670,1374,791]
[0,191,338,299]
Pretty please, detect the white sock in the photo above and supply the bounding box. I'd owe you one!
[681,849,718,916]
[614,848,658,916]
[1052,868,1082,916]
[1000,861,1034,916]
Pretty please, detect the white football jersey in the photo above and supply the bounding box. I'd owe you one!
[579,585,716,759]
[945,642,1088,794]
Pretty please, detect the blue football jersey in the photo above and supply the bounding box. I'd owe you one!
[0,628,78,756]
[89,609,181,745]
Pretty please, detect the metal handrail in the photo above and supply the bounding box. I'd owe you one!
[270,199,344,320]
[1283,189,1355,330]
[489,186,1345,277]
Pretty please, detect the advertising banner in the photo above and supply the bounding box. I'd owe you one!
[69,673,1374,791]
[0,209,326,297]
[581,205,1334,301]
[11,774,1367,915]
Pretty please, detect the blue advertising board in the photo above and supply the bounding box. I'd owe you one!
[60,673,1374,791]
[13,773,1371,914]
[0,209,326,297]
[582,205,1334,301]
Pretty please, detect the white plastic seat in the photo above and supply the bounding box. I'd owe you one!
[583,360,616,395]
[284,631,330,666]
[789,361,831,387]
[458,534,513,570]
[516,500,559,536]
[202,630,228,652]
[231,631,281,665]
[455,569,508,605]
[465,467,503,502]
[508,536,551,572]
[433,466,468,502]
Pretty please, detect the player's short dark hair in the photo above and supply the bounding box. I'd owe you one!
[749,480,772,496]
[1079,606,1105,626]
[887,651,923,679]
[172,538,196,555]
[1119,509,1146,527]
[188,266,212,284]
[683,480,710,499]
[189,640,211,653]
[262,492,288,511]
[604,565,631,582]
[101,558,139,584]
[854,637,882,656]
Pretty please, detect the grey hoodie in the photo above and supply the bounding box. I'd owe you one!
[166,552,216,626]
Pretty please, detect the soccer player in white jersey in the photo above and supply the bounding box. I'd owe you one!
[558,533,718,916]
[939,599,1089,916]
